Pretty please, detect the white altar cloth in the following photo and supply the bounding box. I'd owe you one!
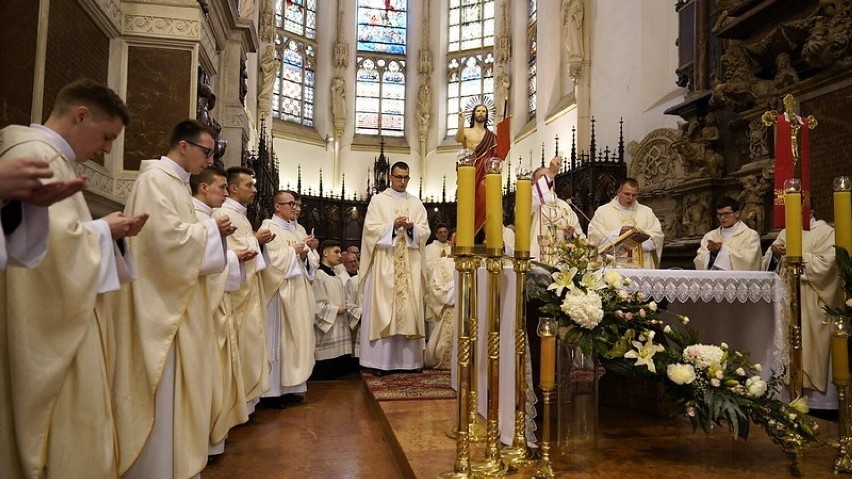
[620,269,789,382]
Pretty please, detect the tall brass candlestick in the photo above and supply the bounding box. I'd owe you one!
[439,252,477,479]
[471,159,508,476]
[533,317,557,479]
[468,257,486,442]
[784,178,804,400]
[832,317,852,473]
[501,254,538,466]
[833,176,852,473]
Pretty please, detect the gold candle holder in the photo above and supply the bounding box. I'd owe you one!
[533,316,557,479]
[502,253,538,466]
[439,252,478,479]
[784,256,805,400]
[470,256,508,477]
[832,316,852,473]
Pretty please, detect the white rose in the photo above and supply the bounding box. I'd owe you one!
[663,325,672,334]
[666,363,696,385]
[746,376,767,397]
[847,298,852,308]
[711,378,721,387]
[754,363,762,372]
[648,301,658,311]
[735,367,746,377]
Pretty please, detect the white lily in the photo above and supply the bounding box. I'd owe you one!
[547,265,577,297]
[623,331,665,373]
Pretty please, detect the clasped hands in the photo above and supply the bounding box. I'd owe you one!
[393,216,413,231]
[770,242,786,258]
[706,239,723,254]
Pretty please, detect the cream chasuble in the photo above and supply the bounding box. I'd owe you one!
[762,220,841,397]
[422,240,451,323]
[358,189,428,371]
[260,215,317,392]
[694,221,762,271]
[424,256,456,370]
[588,198,665,268]
[313,266,353,361]
[0,125,127,479]
[194,199,248,452]
[530,175,584,260]
[116,157,224,479]
[215,198,269,404]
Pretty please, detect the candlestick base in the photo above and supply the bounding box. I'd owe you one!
[469,456,509,477]
[533,388,556,479]
[501,441,539,468]
[835,437,852,473]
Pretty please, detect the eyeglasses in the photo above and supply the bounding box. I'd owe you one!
[716,211,737,218]
[185,140,214,158]
[277,201,302,208]
[391,174,411,181]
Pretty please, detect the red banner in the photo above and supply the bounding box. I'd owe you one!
[495,116,510,160]
[773,113,811,230]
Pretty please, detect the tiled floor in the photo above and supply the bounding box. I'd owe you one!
[204,373,845,478]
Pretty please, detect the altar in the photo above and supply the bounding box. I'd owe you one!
[450,266,790,446]
[619,269,789,382]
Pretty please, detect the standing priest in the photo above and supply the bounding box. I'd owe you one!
[359,161,429,374]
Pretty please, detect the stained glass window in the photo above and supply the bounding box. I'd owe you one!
[273,1,317,126]
[355,57,406,137]
[355,0,407,137]
[356,0,407,55]
[448,0,495,53]
[446,0,495,136]
[528,2,537,120]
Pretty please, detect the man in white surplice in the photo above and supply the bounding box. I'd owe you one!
[119,119,235,479]
[530,156,584,261]
[260,190,317,404]
[311,240,355,379]
[588,177,664,268]
[762,212,842,410]
[359,161,429,374]
[694,197,762,271]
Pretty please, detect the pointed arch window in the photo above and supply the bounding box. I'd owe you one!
[446,0,495,137]
[528,0,537,120]
[272,0,317,126]
[355,0,408,137]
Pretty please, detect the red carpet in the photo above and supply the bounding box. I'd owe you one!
[361,370,456,401]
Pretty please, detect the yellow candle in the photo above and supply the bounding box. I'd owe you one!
[832,335,850,387]
[456,165,475,249]
[485,172,503,251]
[540,335,556,390]
[514,178,532,254]
[835,191,852,254]
[784,192,802,257]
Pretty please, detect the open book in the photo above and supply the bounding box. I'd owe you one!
[597,227,651,268]
[597,227,649,256]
